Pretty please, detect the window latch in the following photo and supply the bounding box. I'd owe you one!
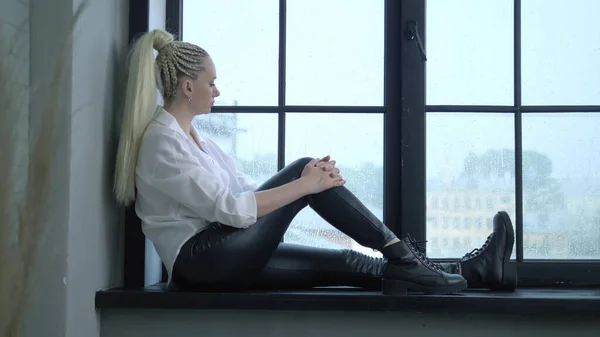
[406,20,427,62]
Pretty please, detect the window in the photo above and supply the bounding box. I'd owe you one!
[123,0,600,289]
[465,217,472,229]
[423,0,600,283]
[181,0,387,257]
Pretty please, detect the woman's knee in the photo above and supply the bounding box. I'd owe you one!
[289,157,314,168]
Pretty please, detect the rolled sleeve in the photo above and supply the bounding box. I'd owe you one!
[237,173,259,192]
[181,167,258,228]
[138,130,258,228]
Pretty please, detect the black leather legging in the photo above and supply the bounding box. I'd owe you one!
[171,157,398,291]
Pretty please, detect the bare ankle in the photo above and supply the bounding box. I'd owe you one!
[383,238,400,248]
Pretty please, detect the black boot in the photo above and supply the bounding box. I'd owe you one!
[437,211,517,290]
[381,235,467,295]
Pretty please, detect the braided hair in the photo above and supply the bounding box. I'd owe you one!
[114,29,210,206]
[154,39,209,101]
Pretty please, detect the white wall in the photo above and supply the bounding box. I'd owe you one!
[66,0,128,336]
[21,1,128,337]
[0,1,69,337]
[26,0,72,336]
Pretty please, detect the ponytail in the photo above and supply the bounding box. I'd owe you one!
[113,30,175,206]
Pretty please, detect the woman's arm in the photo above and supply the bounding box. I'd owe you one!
[253,178,312,217]
[138,130,258,228]
[253,158,344,218]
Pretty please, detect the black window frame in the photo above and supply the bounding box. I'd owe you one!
[122,0,600,289]
[421,0,600,287]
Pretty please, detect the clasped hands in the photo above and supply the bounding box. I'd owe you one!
[315,155,341,179]
[299,155,346,194]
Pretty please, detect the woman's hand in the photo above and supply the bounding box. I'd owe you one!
[300,157,346,194]
[254,156,345,217]
[316,156,338,175]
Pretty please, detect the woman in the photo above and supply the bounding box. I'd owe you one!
[114,29,516,295]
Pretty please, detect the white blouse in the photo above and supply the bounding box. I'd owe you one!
[135,106,259,281]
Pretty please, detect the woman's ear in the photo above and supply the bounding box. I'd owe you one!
[180,78,194,97]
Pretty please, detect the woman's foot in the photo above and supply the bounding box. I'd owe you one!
[437,211,518,290]
[381,235,467,295]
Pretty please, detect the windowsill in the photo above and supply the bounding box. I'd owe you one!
[95,283,600,316]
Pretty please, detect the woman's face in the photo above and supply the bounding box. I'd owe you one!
[183,56,220,114]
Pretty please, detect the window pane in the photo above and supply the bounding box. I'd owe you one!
[193,113,278,184]
[182,0,278,106]
[523,113,600,259]
[522,0,600,105]
[285,113,383,257]
[286,0,384,106]
[426,0,513,105]
[426,113,516,258]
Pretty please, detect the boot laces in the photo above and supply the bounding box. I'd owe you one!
[460,233,494,262]
[405,234,442,272]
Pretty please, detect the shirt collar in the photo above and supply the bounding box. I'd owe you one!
[153,106,207,144]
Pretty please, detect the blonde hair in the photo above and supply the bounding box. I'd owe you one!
[113,29,209,206]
